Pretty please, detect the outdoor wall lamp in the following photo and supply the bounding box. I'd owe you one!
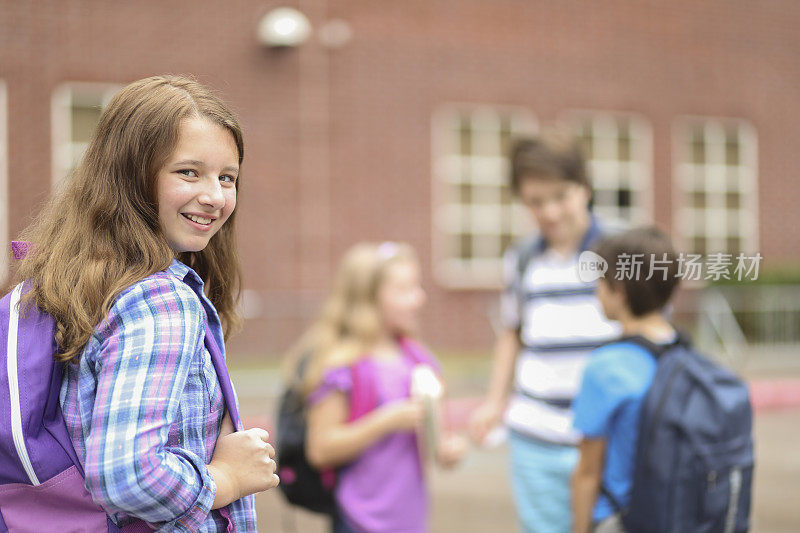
[257,7,311,48]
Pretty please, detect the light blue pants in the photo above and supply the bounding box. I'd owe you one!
[508,431,579,533]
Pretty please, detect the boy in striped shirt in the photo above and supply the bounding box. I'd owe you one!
[470,130,620,533]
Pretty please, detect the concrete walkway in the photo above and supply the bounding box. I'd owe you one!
[231,359,800,533]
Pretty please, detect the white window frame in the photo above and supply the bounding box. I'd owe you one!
[51,82,120,187]
[560,110,654,226]
[431,104,537,289]
[0,80,8,282]
[672,117,759,256]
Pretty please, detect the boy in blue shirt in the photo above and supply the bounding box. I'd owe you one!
[571,227,681,533]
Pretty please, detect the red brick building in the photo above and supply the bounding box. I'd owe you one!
[1,0,798,358]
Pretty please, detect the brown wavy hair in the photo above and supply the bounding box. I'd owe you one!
[14,75,244,363]
[510,128,590,192]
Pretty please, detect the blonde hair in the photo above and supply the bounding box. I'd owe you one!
[14,75,244,363]
[286,242,418,394]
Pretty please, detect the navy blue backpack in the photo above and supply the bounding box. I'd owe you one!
[606,335,753,533]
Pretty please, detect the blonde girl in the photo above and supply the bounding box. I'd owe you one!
[294,242,466,533]
[13,75,278,531]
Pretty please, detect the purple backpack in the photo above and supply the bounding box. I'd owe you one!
[0,277,244,531]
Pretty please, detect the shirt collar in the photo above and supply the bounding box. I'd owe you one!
[536,213,602,255]
[166,259,204,290]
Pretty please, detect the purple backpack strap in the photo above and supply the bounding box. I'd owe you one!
[200,316,242,532]
[202,317,242,431]
[113,300,243,532]
[105,303,244,532]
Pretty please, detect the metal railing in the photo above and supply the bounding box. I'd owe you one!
[694,285,800,370]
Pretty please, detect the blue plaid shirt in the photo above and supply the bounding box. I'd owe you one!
[60,260,257,531]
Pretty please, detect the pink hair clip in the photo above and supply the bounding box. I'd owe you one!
[377,241,399,261]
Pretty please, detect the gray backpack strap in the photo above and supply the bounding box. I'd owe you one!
[515,235,545,282]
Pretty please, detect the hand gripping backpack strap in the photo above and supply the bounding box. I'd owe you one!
[200,316,242,532]
[114,323,244,533]
[113,328,239,533]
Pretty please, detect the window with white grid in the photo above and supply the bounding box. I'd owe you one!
[0,80,8,281]
[674,119,758,256]
[432,106,537,288]
[565,112,653,225]
[52,83,120,186]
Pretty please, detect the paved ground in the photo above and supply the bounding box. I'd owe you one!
[231,357,800,532]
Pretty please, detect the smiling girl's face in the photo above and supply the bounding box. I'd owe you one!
[156,117,239,254]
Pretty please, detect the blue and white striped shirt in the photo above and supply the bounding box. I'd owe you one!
[501,218,621,445]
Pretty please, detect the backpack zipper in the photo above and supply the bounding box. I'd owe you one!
[6,283,41,485]
[723,466,743,533]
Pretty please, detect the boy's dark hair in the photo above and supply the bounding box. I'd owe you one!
[510,129,590,193]
[594,227,680,317]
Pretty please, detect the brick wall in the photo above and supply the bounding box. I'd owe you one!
[2,0,798,358]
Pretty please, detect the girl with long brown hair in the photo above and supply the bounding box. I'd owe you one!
[12,75,278,531]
